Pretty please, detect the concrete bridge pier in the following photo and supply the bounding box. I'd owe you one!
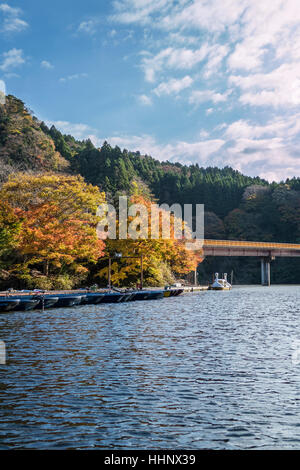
[261,256,275,286]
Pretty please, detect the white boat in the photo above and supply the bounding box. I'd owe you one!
[209,273,232,290]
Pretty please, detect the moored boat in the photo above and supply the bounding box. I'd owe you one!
[146,290,164,300]
[119,292,133,302]
[0,298,20,313]
[209,273,232,291]
[34,296,60,309]
[101,292,124,303]
[81,293,105,305]
[17,298,41,311]
[54,295,83,308]
[168,289,178,297]
[124,292,136,301]
[173,288,184,296]
[131,291,150,301]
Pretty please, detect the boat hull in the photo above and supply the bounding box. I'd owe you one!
[101,292,124,303]
[168,289,178,297]
[125,293,135,301]
[17,299,41,311]
[54,295,83,308]
[33,296,60,309]
[119,293,133,302]
[81,293,105,305]
[146,291,164,300]
[0,299,20,312]
[173,289,184,296]
[131,291,149,301]
[209,286,231,291]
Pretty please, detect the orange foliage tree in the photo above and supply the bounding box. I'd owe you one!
[98,185,200,286]
[0,173,106,289]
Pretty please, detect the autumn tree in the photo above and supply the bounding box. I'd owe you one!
[0,201,22,260]
[97,184,200,287]
[0,173,106,289]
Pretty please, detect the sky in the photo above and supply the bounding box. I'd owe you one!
[1,0,300,181]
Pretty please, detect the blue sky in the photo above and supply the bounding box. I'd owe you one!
[1,0,300,181]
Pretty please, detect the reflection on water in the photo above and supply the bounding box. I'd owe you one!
[1,285,300,449]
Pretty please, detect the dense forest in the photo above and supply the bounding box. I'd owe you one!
[1,95,300,287]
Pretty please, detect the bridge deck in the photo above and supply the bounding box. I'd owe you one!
[198,239,300,285]
[203,239,300,250]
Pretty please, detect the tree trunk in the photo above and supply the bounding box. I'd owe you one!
[43,260,49,276]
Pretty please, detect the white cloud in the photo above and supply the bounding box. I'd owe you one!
[189,89,230,106]
[113,0,247,33]
[199,130,210,139]
[230,63,300,107]
[111,0,173,25]
[137,94,153,106]
[203,45,230,78]
[220,115,300,180]
[41,60,54,70]
[3,71,19,78]
[227,41,268,71]
[162,0,248,33]
[109,29,117,37]
[220,137,300,182]
[3,17,27,33]
[113,0,300,112]
[0,48,25,71]
[78,19,99,35]
[0,3,28,33]
[105,133,225,166]
[225,116,300,140]
[167,32,199,46]
[0,3,19,14]
[59,73,88,83]
[45,120,97,142]
[141,45,211,82]
[153,76,193,96]
[227,0,300,72]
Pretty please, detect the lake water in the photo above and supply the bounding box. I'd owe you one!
[1,285,300,450]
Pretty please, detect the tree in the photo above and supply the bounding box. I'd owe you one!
[0,173,106,289]
[0,201,21,260]
[97,188,200,286]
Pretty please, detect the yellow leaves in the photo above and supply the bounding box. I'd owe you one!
[0,173,107,278]
[0,201,22,257]
[2,173,105,218]
[97,192,198,286]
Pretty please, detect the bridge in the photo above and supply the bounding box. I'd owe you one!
[200,239,300,286]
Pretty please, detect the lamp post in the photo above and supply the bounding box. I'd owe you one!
[108,257,111,289]
[140,254,143,290]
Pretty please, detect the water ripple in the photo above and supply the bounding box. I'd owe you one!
[1,285,300,449]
